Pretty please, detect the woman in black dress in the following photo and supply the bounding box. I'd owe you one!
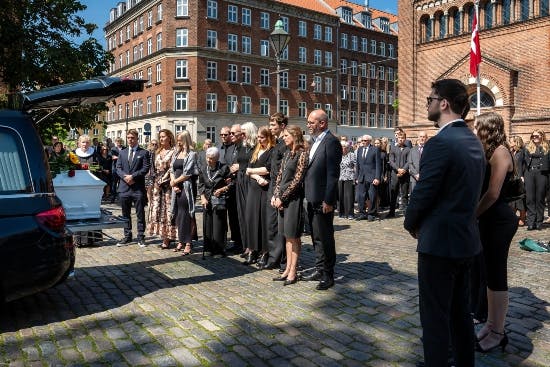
[474,112,518,353]
[509,136,527,226]
[271,125,308,285]
[231,122,257,257]
[243,126,275,264]
[170,131,196,256]
[198,147,231,257]
[523,129,549,230]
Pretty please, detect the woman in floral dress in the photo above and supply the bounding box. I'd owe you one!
[147,129,177,248]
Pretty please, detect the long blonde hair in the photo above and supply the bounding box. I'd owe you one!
[526,129,549,154]
[250,126,275,163]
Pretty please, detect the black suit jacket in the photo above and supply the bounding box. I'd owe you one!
[404,120,486,258]
[116,146,151,194]
[355,145,381,183]
[305,130,342,206]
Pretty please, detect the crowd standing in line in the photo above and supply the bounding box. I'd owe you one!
[46,90,549,362]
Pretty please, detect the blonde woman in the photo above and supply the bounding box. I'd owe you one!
[524,130,549,230]
[148,129,177,248]
[170,131,196,255]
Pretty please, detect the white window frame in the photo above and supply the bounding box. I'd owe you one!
[175,59,188,79]
[206,93,217,112]
[175,92,188,111]
[176,28,188,47]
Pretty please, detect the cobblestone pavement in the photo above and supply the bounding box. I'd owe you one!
[1,203,549,366]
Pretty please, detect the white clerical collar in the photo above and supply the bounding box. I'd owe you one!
[75,147,95,157]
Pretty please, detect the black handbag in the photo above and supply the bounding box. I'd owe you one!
[211,195,226,210]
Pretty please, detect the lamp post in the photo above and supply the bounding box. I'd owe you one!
[125,103,129,137]
[269,19,291,113]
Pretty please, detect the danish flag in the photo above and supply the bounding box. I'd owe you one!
[470,12,482,77]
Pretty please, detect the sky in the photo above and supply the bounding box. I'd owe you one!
[77,0,398,46]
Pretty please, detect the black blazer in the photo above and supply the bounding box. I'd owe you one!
[355,145,381,183]
[404,120,486,258]
[304,130,342,206]
[116,146,151,194]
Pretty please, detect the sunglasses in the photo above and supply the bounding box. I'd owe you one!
[532,135,541,139]
[220,133,229,136]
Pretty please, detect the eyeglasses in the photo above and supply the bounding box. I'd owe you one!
[426,96,444,105]
[230,132,241,136]
[220,133,229,136]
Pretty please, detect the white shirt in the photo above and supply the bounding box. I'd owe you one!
[309,129,329,160]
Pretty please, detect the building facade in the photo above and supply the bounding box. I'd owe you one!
[103,0,397,145]
[398,0,550,142]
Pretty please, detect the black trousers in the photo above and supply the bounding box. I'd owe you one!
[524,169,548,227]
[203,207,227,255]
[120,191,146,240]
[226,188,242,248]
[338,180,355,217]
[307,202,336,278]
[418,253,475,367]
[390,174,410,212]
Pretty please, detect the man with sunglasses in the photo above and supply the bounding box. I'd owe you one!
[217,126,241,252]
[404,79,485,367]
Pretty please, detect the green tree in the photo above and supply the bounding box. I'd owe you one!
[0,0,113,137]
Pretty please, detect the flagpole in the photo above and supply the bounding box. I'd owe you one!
[475,0,481,116]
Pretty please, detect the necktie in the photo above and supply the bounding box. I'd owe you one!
[129,148,134,164]
[363,147,368,159]
[419,146,423,156]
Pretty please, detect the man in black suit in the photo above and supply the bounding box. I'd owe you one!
[355,134,381,221]
[303,109,342,290]
[408,131,428,193]
[404,79,485,367]
[116,129,151,248]
[388,133,411,216]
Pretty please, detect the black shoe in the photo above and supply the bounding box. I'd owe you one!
[284,278,298,286]
[355,214,367,221]
[367,215,375,222]
[239,251,249,258]
[116,238,132,247]
[242,251,257,265]
[137,239,147,248]
[302,270,322,282]
[386,212,396,218]
[256,253,268,268]
[527,225,535,231]
[272,275,287,281]
[316,277,334,290]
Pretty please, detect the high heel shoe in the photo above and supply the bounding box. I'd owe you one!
[272,275,287,281]
[173,243,184,252]
[240,250,250,259]
[256,253,268,268]
[182,244,192,256]
[242,251,257,265]
[475,330,508,353]
[283,278,298,286]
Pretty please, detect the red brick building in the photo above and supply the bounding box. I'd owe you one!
[398,0,550,142]
[103,0,397,144]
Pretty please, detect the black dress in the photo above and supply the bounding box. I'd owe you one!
[198,162,230,255]
[478,165,518,291]
[244,148,273,252]
[234,143,255,247]
[172,152,196,245]
[274,149,308,238]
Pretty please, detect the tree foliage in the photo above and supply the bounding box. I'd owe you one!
[0,0,113,137]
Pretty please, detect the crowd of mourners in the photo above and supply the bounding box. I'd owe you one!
[44,86,549,365]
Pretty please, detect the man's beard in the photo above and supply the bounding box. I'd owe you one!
[428,109,441,127]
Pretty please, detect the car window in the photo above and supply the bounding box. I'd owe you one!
[0,128,32,193]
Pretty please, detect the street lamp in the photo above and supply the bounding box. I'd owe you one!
[269,19,291,113]
[125,103,129,137]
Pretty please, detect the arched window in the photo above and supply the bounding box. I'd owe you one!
[467,5,474,31]
[502,0,511,24]
[452,9,461,35]
[422,16,432,42]
[520,0,530,20]
[541,0,549,16]
[483,1,493,29]
[437,12,447,38]
[469,91,495,108]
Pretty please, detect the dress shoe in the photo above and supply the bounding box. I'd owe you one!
[316,277,334,290]
[527,225,535,231]
[242,251,257,265]
[302,270,322,282]
[367,215,375,222]
[283,278,298,286]
[116,238,133,247]
[137,239,147,248]
[256,252,268,268]
[475,330,509,353]
[355,214,367,221]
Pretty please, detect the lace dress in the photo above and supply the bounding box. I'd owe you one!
[147,148,177,240]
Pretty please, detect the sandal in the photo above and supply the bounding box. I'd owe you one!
[182,244,192,256]
[173,243,184,252]
[160,241,171,249]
